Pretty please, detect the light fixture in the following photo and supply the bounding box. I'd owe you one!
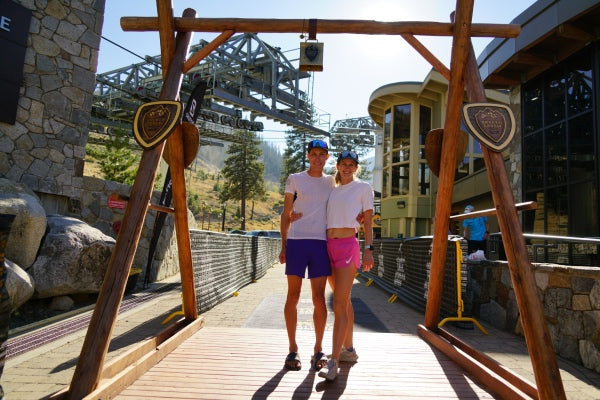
[397,200,406,209]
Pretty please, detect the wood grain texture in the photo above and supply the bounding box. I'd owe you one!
[114,327,498,400]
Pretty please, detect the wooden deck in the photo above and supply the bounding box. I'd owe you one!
[112,326,498,399]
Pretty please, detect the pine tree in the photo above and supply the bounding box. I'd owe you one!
[86,129,138,185]
[219,130,266,230]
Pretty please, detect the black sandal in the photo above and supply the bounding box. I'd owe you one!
[284,352,301,370]
[311,351,328,370]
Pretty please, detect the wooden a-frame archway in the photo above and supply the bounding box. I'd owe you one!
[64,1,566,399]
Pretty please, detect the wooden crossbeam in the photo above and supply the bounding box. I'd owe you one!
[121,17,521,38]
[149,203,175,214]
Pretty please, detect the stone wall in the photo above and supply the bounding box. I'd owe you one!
[468,261,600,373]
[0,0,104,199]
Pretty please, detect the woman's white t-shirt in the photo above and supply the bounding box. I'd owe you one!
[284,171,335,240]
[327,180,374,229]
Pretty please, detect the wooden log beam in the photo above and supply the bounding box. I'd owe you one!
[462,22,567,400]
[167,124,197,320]
[156,0,175,79]
[65,8,197,400]
[437,328,538,399]
[449,201,537,221]
[183,29,234,73]
[424,1,473,329]
[148,203,175,214]
[401,33,451,80]
[121,17,520,38]
[418,325,535,400]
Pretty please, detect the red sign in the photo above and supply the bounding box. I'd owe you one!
[108,193,127,209]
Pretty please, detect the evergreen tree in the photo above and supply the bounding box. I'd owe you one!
[219,130,266,230]
[86,129,138,185]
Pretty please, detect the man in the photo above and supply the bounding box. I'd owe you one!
[279,139,333,371]
[462,204,490,255]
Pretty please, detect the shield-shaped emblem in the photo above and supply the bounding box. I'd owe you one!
[299,41,324,72]
[133,101,182,149]
[461,103,515,152]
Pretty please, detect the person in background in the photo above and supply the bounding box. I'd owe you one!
[462,204,490,255]
[318,150,374,382]
[279,139,333,371]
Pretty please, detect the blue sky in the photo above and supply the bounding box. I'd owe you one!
[98,0,536,143]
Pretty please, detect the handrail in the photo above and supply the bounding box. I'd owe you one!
[449,201,537,222]
[489,232,600,266]
[523,233,600,244]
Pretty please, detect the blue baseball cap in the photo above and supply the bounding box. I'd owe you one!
[307,139,328,152]
[337,150,359,164]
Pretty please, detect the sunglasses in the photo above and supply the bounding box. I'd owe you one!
[337,150,358,163]
[308,139,328,150]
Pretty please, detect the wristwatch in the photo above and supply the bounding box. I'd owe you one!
[364,245,374,251]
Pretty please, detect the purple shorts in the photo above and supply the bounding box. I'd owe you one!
[285,239,331,279]
[326,236,361,269]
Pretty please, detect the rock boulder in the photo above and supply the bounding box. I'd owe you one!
[29,215,115,298]
[5,259,34,311]
[0,179,47,269]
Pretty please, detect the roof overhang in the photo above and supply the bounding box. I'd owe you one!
[478,0,600,89]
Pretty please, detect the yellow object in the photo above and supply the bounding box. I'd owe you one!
[438,241,488,335]
[388,294,398,303]
[162,295,185,325]
[365,279,374,286]
[233,292,239,297]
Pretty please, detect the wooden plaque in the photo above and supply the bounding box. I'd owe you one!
[133,101,182,149]
[462,103,515,152]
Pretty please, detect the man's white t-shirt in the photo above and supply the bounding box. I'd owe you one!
[327,180,374,229]
[284,171,335,240]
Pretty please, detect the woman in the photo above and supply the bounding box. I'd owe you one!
[319,150,374,381]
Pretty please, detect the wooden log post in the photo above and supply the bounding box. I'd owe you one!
[423,0,473,329]
[463,40,566,400]
[167,123,197,320]
[66,7,197,399]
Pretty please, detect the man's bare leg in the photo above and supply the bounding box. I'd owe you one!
[284,275,302,369]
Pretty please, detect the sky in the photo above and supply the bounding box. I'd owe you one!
[98,0,537,146]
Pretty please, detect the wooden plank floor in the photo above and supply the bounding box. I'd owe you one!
[115,327,498,399]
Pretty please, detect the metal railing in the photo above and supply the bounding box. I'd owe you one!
[190,230,280,314]
[488,233,600,266]
[360,236,467,317]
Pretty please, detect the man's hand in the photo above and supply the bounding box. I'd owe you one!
[356,211,364,224]
[279,249,286,264]
[290,212,303,222]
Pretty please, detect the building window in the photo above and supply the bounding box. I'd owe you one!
[393,104,410,148]
[388,104,411,196]
[522,46,598,236]
[383,109,391,154]
[418,163,430,195]
[419,105,431,195]
[392,164,409,195]
[456,118,484,180]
